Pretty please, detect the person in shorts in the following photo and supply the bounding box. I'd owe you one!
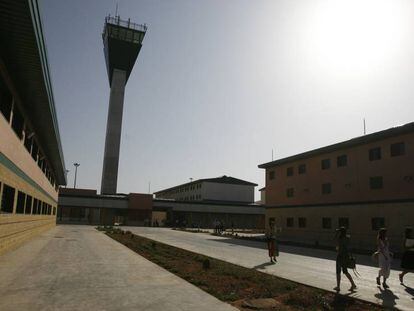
[334,227,356,292]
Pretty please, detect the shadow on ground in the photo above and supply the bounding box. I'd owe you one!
[374,287,399,309]
[209,236,402,269]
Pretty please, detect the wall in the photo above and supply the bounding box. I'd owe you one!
[203,182,254,203]
[266,201,414,253]
[0,214,55,255]
[0,115,58,255]
[265,132,414,206]
[0,114,58,202]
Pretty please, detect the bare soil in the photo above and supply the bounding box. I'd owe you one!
[100,227,383,311]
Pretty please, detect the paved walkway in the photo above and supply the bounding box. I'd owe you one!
[0,225,236,311]
[125,227,414,311]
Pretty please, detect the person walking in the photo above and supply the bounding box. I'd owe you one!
[334,227,357,292]
[376,228,391,288]
[399,227,414,284]
[266,219,278,263]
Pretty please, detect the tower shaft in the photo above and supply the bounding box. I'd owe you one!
[101,69,126,194]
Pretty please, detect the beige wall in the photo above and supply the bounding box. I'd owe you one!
[0,116,58,255]
[0,214,55,255]
[0,115,58,201]
[265,132,414,206]
[266,201,414,252]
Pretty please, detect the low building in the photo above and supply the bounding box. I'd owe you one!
[259,122,414,252]
[58,188,265,229]
[154,175,257,203]
[0,0,66,255]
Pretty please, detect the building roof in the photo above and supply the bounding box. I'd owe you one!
[154,175,258,194]
[0,0,66,184]
[259,122,414,169]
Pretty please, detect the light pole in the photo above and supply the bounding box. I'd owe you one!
[73,163,80,188]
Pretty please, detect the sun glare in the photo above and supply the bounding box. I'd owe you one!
[306,0,408,76]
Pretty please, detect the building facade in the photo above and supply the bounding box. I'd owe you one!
[0,0,66,255]
[259,123,414,252]
[154,175,257,203]
[58,188,264,229]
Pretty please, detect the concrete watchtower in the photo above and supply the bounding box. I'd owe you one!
[100,15,147,194]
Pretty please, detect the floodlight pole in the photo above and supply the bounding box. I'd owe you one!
[73,163,80,188]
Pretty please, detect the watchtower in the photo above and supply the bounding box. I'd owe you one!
[101,16,147,194]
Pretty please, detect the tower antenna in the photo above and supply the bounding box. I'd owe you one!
[363,118,366,135]
[115,3,118,17]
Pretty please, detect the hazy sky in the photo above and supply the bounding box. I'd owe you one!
[39,0,414,199]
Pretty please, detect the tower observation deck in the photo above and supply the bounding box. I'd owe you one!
[101,16,147,194]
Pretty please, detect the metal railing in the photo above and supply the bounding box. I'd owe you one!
[105,15,147,32]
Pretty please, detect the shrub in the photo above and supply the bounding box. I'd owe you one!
[202,258,210,270]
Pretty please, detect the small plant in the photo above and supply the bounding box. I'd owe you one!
[151,241,157,248]
[202,258,210,270]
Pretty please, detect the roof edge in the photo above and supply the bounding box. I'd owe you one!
[29,0,66,185]
[259,122,414,169]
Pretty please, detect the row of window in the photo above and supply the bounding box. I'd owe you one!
[161,183,202,197]
[0,181,56,216]
[0,76,57,189]
[285,176,384,197]
[268,142,406,180]
[179,194,202,201]
[284,216,385,231]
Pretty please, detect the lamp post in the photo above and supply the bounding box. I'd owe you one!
[65,169,70,188]
[73,163,80,188]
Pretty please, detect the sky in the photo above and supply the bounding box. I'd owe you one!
[39,0,414,199]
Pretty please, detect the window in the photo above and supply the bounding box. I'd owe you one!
[369,147,381,161]
[37,200,42,215]
[298,164,306,174]
[269,170,275,180]
[25,195,32,214]
[16,191,25,214]
[1,184,15,213]
[286,217,294,227]
[322,217,332,229]
[298,217,307,228]
[31,140,38,162]
[370,176,383,190]
[287,167,294,176]
[322,183,332,194]
[11,106,24,139]
[286,188,294,198]
[337,155,347,167]
[24,133,33,153]
[390,142,405,157]
[32,199,38,214]
[0,77,13,122]
[371,217,385,231]
[53,206,56,215]
[321,159,330,170]
[338,217,349,229]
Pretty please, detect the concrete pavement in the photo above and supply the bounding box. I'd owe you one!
[0,225,236,311]
[125,227,414,311]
